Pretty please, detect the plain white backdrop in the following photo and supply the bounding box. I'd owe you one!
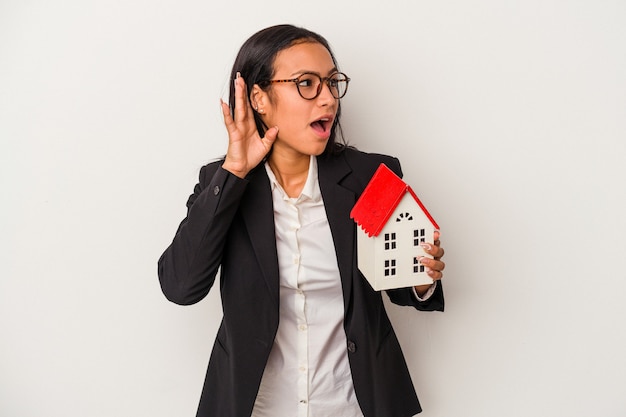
[1,1,625,416]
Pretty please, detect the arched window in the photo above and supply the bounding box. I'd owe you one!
[395,212,413,222]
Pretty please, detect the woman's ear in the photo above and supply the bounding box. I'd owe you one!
[251,84,269,115]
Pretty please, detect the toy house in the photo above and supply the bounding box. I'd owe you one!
[350,163,440,291]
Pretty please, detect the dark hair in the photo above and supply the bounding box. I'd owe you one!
[228,24,346,155]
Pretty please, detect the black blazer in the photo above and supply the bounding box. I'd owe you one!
[158,147,444,417]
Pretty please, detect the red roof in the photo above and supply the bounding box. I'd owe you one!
[350,163,439,237]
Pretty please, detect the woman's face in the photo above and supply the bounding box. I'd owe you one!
[257,41,339,159]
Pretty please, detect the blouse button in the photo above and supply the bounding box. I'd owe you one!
[347,341,357,353]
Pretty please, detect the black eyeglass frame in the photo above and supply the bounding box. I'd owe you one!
[267,72,351,100]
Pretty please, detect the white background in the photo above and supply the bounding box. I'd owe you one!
[1,1,625,416]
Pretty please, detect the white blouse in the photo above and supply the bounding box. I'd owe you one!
[252,156,363,417]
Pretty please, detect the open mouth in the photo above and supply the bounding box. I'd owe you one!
[310,117,333,135]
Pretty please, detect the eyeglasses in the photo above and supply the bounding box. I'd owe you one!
[268,72,350,100]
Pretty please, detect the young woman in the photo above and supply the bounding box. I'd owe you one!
[158,24,445,417]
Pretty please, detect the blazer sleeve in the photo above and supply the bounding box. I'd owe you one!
[158,163,248,305]
[386,283,444,311]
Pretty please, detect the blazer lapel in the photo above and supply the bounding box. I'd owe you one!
[317,155,357,314]
[240,165,280,306]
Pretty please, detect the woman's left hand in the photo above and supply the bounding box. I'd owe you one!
[422,230,445,280]
[414,231,445,296]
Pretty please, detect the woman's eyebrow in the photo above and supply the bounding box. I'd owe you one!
[289,67,339,77]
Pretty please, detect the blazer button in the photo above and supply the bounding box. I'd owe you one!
[347,341,357,353]
[213,185,220,195]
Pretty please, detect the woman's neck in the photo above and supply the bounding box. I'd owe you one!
[268,152,311,198]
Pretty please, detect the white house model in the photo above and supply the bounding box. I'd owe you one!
[350,163,440,291]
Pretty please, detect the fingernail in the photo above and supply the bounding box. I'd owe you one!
[420,243,432,252]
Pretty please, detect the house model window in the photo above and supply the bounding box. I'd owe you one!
[414,229,426,246]
[396,212,413,221]
[384,233,397,250]
[384,259,396,276]
[350,163,440,291]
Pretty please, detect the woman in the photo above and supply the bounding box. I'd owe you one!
[158,24,445,417]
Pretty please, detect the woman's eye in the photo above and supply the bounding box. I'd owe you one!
[298,76,315,88]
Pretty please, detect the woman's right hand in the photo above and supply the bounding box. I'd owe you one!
[220,73,278,178]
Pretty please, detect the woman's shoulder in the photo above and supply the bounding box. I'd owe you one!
[333,145,402,177]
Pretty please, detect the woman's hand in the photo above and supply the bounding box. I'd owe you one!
[221,73,278,178]
[414,231,446,297]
